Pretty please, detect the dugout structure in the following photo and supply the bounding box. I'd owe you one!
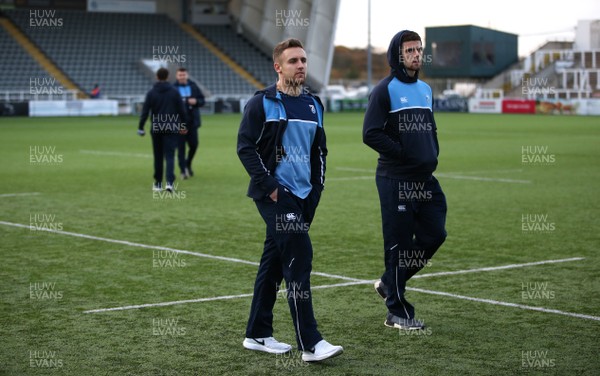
[425,25,518,78]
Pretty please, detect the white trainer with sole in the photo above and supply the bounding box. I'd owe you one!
[243,337,292,354]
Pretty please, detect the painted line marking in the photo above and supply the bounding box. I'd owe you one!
[84,281,369,314]
[407,287,600,322]
[0,220,259,267]
[0,221,360,283]
[0,192,41,198]
[413,257,585,279]
[2,220,592,321]
[82,259,586,315]
[334,167,532,184]
[434,173,531,184]
[80,150,152,158]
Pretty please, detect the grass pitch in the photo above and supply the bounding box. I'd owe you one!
[0,112,599,375]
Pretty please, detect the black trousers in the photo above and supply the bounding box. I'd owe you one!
[246,184,323,351]
[376,175,447,319]
[177,125,199,173]
[151,133,178,185]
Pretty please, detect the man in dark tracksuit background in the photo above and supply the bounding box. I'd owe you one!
[174,67,205,179]
[237,38,343,362]
[138,67,187,192]
[363,30,447,330]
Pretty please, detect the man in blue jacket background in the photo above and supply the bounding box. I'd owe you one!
[363,30,447,330]
[138,67,187,192]
[174,67,205,180]
[237,38,343,362]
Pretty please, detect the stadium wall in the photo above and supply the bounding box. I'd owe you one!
[230,0,340,91]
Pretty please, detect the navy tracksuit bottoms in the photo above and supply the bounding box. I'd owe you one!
[177,124,199,173]
[376,175,447,319]
[246,184,323,351]
[151,133,178,185]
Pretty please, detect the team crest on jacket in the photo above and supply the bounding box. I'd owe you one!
[309,104,316,114]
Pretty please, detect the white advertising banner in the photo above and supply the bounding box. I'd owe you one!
[87,0,156,14]
[468,98,502,113]
[30,100,118,117]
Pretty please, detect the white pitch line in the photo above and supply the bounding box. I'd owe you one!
[82,258,586,314]
[80,150,152,158]
[83,293,255,313]
[413,257,585,279]
[334,167,531,184]
[0,220,360,283]
[407,287,600,322]
[435,173,531,184]
[0,192,41,198]
[3,220,593,320]
[0,220,259,267]
[84,281,371,314]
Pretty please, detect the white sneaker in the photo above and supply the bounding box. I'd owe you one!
[301,339,343,362]
[243,337,292,354]
[165,183,174,192]
[152,182,162,192]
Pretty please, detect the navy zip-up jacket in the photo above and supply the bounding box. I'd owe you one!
[139,81,187,134]
[237,84,327,200]
[173,79,205,129]
[363,30,440,181]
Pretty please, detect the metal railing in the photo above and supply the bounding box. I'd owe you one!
[0,89,79,102]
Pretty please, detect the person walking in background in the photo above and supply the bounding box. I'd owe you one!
[138,68,187,192]
[174,67,205,180]
[237,38,343,362]
[363,30,447,330]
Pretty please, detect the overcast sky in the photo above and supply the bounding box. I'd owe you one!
[334,0,600,56]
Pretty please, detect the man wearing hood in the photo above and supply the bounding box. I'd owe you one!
[363,31,447,330]
[237,38,343,362]
[138,67,187,192]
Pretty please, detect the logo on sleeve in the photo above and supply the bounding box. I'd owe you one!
[400,97,408,103]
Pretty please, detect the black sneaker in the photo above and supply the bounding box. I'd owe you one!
[384,313,425,330]
[374,280,387,300]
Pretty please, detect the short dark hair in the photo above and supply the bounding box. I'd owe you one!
[156,67,169,81]
[273,38,304,63]
[401,31,421,46]
[177,67,187,73]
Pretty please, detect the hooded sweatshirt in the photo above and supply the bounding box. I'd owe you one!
[362,30,439,181]
[139,81,187,134]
